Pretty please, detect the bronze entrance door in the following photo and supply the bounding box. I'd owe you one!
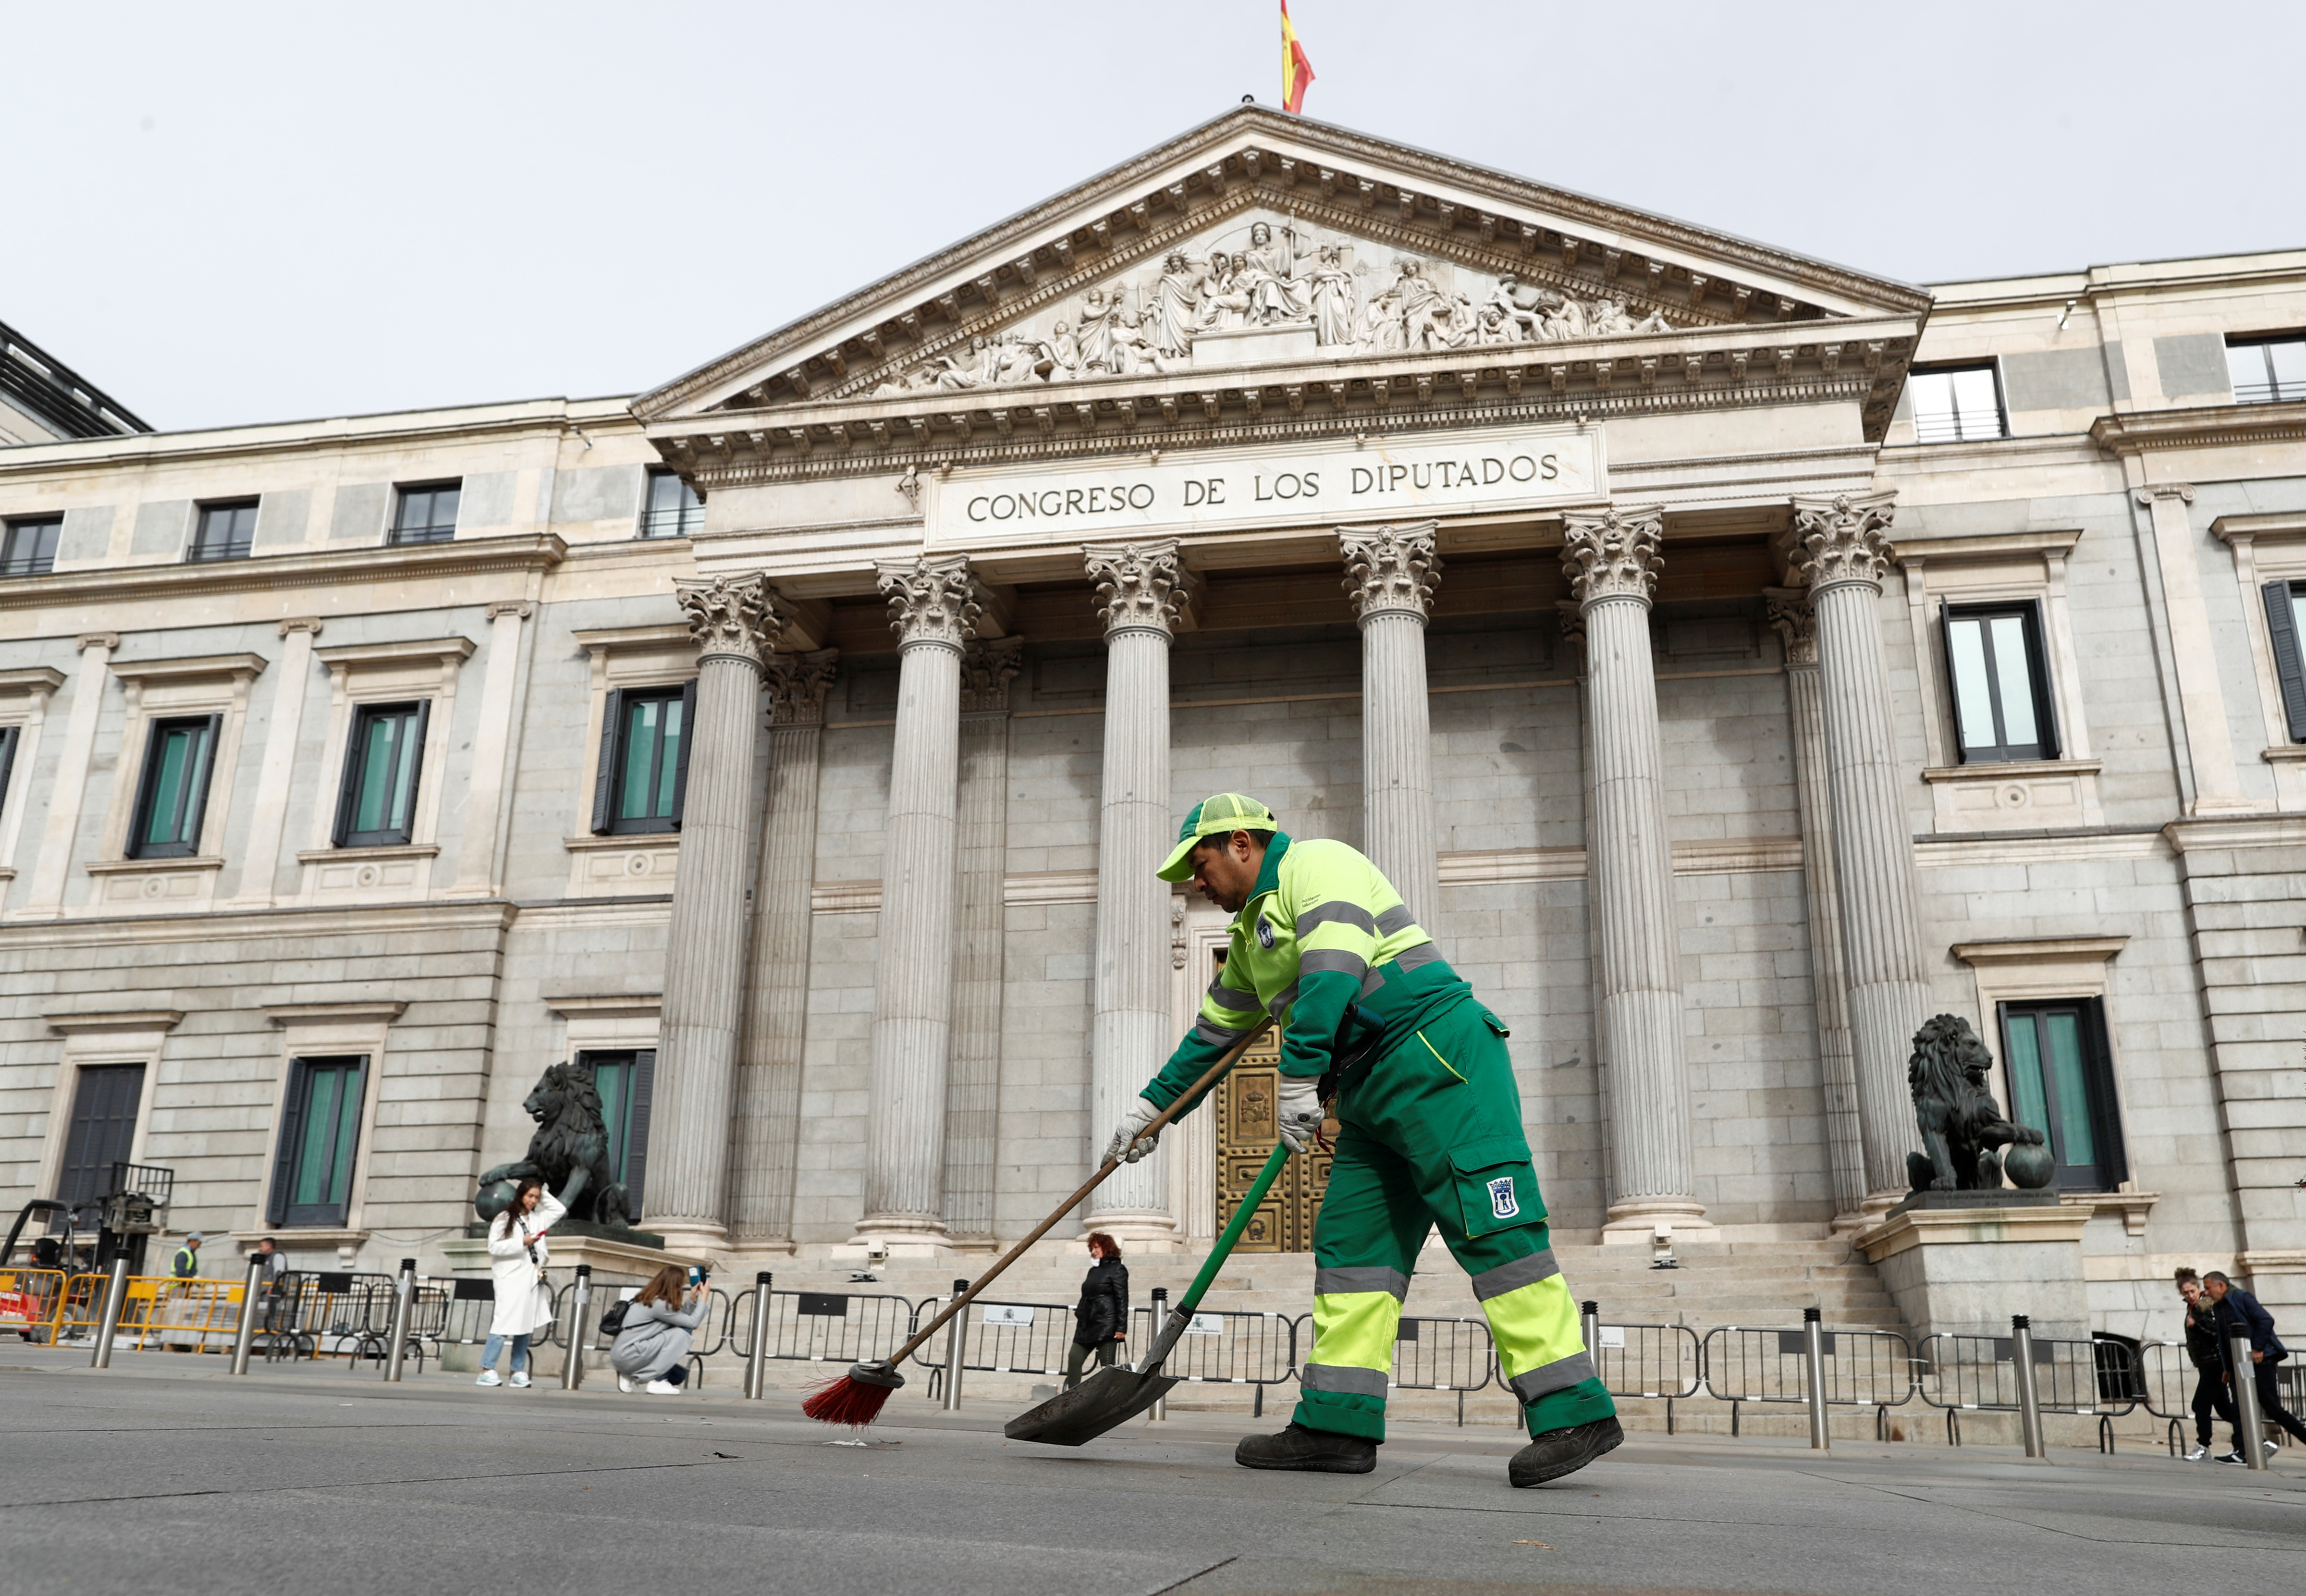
[1211,1007,1337,1252]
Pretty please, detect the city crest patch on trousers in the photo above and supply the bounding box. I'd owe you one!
[1488,1176,1519,1220]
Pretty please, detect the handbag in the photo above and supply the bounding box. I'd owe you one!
[598,1299,632,1338]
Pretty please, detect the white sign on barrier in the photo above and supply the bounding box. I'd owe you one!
[1599,1326,1626,1349]
[981,1304,1035,1327]
[1186,1313,1225,1336]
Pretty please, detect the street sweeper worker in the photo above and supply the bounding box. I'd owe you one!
[1104,794,1621,1486]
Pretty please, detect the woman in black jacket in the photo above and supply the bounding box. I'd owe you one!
[1066,1232,1129,1388]
[2176,1268,2240,1461]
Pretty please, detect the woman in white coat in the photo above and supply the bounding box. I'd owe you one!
[478,1176,564,1387]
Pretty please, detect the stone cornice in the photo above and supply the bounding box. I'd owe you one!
[108,652,268,687]
[634,106,1928,426]
[45,1008,185,1034]
[648,315,1918,485]
[0,533,567,614]
[2090,399,2306,457]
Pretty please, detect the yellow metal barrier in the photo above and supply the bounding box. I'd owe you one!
[0,1268,70,1344]
[56,1274,247,1352]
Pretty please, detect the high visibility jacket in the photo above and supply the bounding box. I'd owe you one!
[1141,834,1461,1110]
[172,1247,197,1279]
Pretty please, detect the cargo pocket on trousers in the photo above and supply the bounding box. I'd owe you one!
[1449,1134,1548,1238]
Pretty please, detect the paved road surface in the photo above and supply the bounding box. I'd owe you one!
[3,1351,2300,1595]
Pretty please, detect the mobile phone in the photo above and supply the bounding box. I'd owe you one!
[687,1265,703,1287]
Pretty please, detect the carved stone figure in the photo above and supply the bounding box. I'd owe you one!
[475,1059,634,1227]
[1149,253,1201,356]
[1905,1014,2051,1193]
[1237,220,1312,325]
[1308,243,1359,345]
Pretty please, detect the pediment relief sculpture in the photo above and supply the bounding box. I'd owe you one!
[870,213,1690,398]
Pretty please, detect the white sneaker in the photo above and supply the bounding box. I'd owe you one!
[2184,1445,2209,1461]
[617,1375,636,1394]
[509,1372,531,1388]
[475,1370,502,1387]
[2265,1439,2281,1458]
[644,1379,679,1395]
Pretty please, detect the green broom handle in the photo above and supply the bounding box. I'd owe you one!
[1174,1140,1292,1319]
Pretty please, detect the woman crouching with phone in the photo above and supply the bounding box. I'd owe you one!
[611,1264,711,1394]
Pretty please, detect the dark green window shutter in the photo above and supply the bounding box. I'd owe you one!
[624,1049,654,1218]
[590,688,624,834]
[668,681,696,829]
[2263,582,2306,741]
[267,1063,307,1227]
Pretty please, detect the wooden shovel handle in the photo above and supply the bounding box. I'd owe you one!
[882,1017,1276,1368]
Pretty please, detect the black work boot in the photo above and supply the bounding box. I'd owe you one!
[1508,1416,1623,1487]
[1235,1421,1377,1474]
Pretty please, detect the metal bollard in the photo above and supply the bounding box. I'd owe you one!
[230,1255,264,1376]
[561,1265,592,1390]
[940,1278,969,1411]
[744,1272,773,1400]
[1581,1299,1600,1358]
[2230,1332,2269,1471]
[1803,1307,1830,1451]
[90,1258,132,1369]
[382,1258,415,1383]
[2011,1315,2047,1461]
[1149,1288,1169,1422]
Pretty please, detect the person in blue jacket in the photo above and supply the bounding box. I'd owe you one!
[2204,1270,2306,1460]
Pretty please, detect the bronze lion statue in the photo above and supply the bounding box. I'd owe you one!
[475,1059,636,1227]
[1906,1014,2050,1193]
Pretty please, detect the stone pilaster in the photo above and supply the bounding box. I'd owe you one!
[1766,589,1867,1223]
[859,554,985,1242]
[1562,508,1710,1240]
[228,618,322,907]
[1083,540,1195,1241]
[1787,493,1932,1203]
[1340,521,1443,930]
[449,601,534,896]
[651,573,782,1249]
[941,638,1023,1243]
[727,648,839,1249]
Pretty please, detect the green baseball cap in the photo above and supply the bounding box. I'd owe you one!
[1157,793,1280,881]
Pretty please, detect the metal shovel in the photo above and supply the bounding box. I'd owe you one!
[1006,1139,1292,1446]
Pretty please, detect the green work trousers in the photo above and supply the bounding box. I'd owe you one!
[1293,998,1615,1444]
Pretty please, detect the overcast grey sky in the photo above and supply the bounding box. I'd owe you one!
[10,1,2303,434]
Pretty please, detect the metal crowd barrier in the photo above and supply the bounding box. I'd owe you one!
[53,1273,259,1356]
[727,1287,918,1377]
[908,1298,1082,1394]
[1913,1332,2138,1450]
[261,1272,402,1363]
[1,1268,76,1344]
[1583,1311,1703,1434]
[1702,1324,1917,1439]
[1383,1315,1494,1427]
[2132,1340,2200,1454]
[1129,1307,1297,1417]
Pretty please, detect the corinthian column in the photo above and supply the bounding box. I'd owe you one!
[1083,540,1195,1240]
[859,554,984,1242]
[1562,508,1709,1240]
[651,574,782,1249]
[1788,493,1931,1203]
[728,648,839,1249]
[944,638,1024,1242]
[1340,521,1443,928]
[1766,591,1866,1223]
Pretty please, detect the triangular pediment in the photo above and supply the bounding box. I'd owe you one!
[636,107,1930,464]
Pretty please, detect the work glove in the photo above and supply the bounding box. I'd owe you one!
[1276,1075,1325,1155]
[1105,1097,1163,1164]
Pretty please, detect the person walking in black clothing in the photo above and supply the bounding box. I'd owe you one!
[1065,1232,1129,1389]
[2205,1269,2306,1462]
[2175,1268,2241,1461]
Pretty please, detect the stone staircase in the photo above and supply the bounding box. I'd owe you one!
[732,1235,1915,1435]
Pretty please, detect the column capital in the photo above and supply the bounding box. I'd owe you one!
[276,617,325,639]
[75,631,120,653]
[1764,587,1818,667]
[1788,492,1897,594]
[485,600,535,623]
[1338,520,1442,623]
[676,572,782,668]
[1083,540,1195,638]
[959,637,1025,712]
[2134,482,2196,506]
[766,648,841,727]
[876,553,984,650]
[1560,505,1664,609]
[1555,598,1586,653]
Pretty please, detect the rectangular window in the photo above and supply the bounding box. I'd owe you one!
[589,684,694,835]
[579,1049,654,1217]
[333,701,428,847]
[129,714,221,859]
[1942,602,2058,763]
[640,471,704,539]
[187,500,258,563]
[389,481,461,546]
[1,516,62,577]
[2260,580,2306,741]
[54,1064,145,1231]
[267,1056,368,1227]
[2226,335,2306,405]
[1999,999,2125,1191]
[1907,363,2008,444]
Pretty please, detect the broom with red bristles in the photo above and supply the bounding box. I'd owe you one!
[802,1018,1276,1430]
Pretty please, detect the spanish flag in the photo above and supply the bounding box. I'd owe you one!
[1281,0,1315,114]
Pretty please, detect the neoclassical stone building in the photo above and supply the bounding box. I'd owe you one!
[4,109,2302,1336]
